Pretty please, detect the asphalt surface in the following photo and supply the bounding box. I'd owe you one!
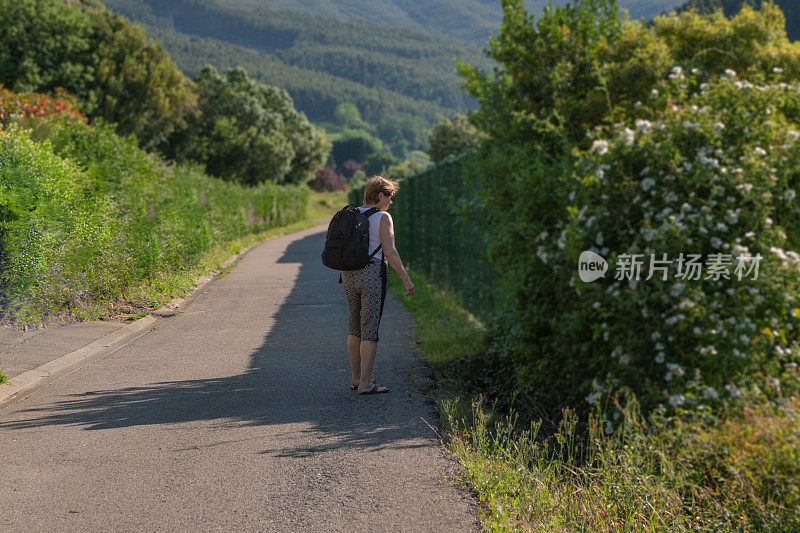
[0,226,478,532]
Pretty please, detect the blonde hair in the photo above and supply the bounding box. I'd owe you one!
[363,175,399,204]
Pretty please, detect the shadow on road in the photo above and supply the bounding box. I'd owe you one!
[0,231,435,455]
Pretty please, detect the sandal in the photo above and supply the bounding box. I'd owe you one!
[358,384,390,395]
[350,378,376,390]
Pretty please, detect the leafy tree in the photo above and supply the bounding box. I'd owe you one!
[426,113,483,163]
[174,66,329,186]
[362,152,400,176]
[331,130,383,166]
[0,0,196,151]
[89,9,197,150]
[675,0,798,41]
[333,103,370,131]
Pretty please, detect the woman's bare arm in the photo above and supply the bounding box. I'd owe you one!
[379,213,415,295]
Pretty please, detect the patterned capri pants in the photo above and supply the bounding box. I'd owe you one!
[341,260,388,342]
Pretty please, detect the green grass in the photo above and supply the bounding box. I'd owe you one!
[0,368,6,385]
[0,122,318,328]
[388,269,800,532]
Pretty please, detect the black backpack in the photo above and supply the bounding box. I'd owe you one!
[322,205,382,271]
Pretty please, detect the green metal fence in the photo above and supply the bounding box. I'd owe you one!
[349,157,495,322]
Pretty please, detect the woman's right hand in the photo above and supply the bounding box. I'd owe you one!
[403,279,415,296]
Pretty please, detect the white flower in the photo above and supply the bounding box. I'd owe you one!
[641,178,655,191]
[669,66,684,79]
[651,89,659,98]
[724,68,737,77]
[536,246,548,263]
[754,147,767,156]
[713,121,725,130]
[667,362,685,376]
[773,67,784,74]
[622,128,635,146]
[591,139,609,155]
[669,394,686,406]
[585,391,602,405]
[619,354,631,365]
[605,421,614,435]
[655,352,665,364]
[785,189,796,202]
[788,130,800,142]
[703,387,719,400]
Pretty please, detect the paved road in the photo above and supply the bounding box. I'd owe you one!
[0,226,477,532]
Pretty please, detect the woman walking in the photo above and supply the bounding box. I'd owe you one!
[342,176,415,395]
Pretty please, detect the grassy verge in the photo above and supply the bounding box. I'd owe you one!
[388,270,800,532]
[0,119,349,328]
[115,192,344,321]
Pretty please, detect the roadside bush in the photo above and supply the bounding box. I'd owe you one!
[520,74,800,418]
[0,86,86,129]
[0,123,308,325]
[457,0,800,417]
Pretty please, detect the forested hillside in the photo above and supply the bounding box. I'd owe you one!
[240,1,684,44]
[676,0,798,40]
[99,0,489,153]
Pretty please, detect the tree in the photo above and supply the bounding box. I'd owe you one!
[174,66,329,185]
[90,9,197,151]
[333,103,370,131]
[331,130,383,166]
[426,113,483,163]
[362,152,400,176]
[0,0,197,152]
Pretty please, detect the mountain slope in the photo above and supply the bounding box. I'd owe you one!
[252,0,686,44]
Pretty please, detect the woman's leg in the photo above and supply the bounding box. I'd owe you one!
[358,340,378,392]
[348,334,361,386]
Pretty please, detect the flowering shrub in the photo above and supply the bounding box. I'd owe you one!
[0,86,85,130]
[455,0,800,420]
[518,69,800,421]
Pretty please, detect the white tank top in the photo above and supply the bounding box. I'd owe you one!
[358,206,386,262]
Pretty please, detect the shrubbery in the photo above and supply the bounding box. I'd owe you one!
[457,0,800,417]
[0,123,308,325]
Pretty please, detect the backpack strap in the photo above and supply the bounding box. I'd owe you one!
[361,207,382,260]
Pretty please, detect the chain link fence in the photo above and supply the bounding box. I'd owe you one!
[349,157,495,322]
